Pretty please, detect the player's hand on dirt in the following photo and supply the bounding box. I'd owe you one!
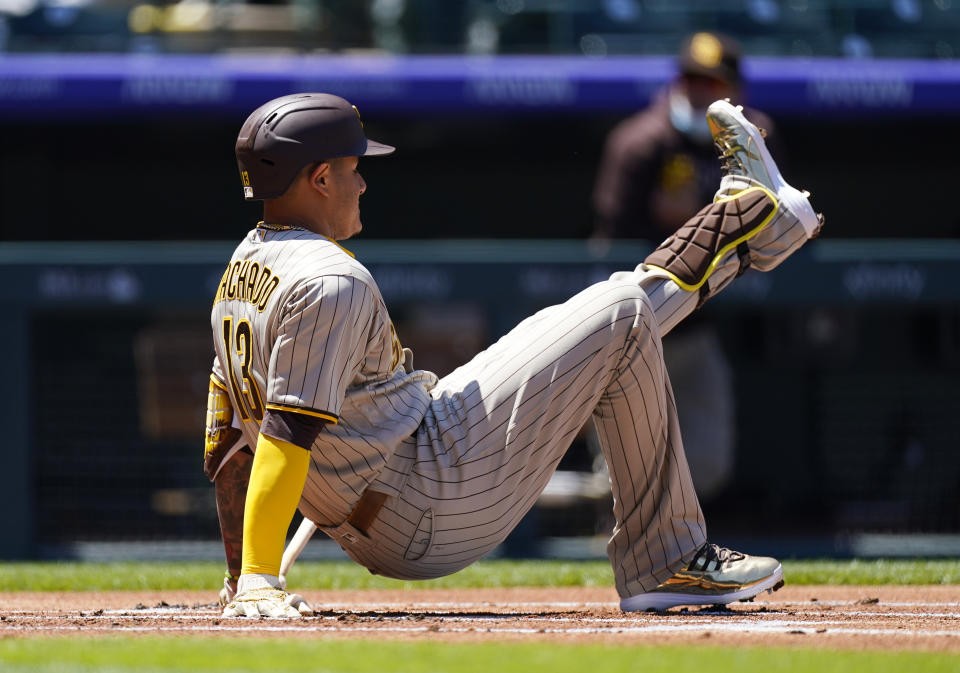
[218,574,238,607]
[222,573,313,618]
[223,588,313,618]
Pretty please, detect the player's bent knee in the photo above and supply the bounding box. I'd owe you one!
[598,279,650,303]
[595,280,654,324]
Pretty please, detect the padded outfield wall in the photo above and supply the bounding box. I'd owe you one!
[1,239,960,559]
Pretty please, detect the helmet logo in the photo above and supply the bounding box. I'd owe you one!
[352,105,364,128]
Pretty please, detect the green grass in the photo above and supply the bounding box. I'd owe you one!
[0,560,611,592]
[3,563,959,672]
[783,559,960,585]
[1,559,960,592]
[0,638,957,673]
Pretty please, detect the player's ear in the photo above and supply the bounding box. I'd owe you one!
[307,161,331,196]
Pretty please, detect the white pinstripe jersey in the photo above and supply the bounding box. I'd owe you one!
[210,224,437,522]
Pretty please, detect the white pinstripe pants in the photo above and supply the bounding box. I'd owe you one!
[324,275,709,598]
[319,181,814,597]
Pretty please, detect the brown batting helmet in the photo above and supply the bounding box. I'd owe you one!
[235,93,395,200]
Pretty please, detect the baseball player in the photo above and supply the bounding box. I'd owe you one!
[204,93,823,617]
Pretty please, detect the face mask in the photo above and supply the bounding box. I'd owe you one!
[668,89,713,145]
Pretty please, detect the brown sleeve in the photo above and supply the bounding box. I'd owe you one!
[260,408,328,450]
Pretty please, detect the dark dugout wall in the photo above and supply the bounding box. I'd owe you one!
[0,115,958,241]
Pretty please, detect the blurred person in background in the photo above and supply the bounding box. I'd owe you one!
[592,32,781,502]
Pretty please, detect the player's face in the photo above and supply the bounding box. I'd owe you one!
[324,156,367,240]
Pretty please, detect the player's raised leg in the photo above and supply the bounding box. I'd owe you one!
[617,98,824,337]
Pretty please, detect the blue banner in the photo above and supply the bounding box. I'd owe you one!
[1,53,958,118]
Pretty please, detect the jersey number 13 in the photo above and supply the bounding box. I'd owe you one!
[222,316,264,422]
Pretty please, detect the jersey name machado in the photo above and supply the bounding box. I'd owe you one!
[210,224,437,526]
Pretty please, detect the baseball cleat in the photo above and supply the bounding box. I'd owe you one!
[620,543,784,612]
[641,99,824,300]
[707,99,824,245]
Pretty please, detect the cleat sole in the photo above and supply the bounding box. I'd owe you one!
[620,564,784,612]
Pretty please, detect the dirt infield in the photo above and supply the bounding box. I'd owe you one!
[3,586,960,651]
